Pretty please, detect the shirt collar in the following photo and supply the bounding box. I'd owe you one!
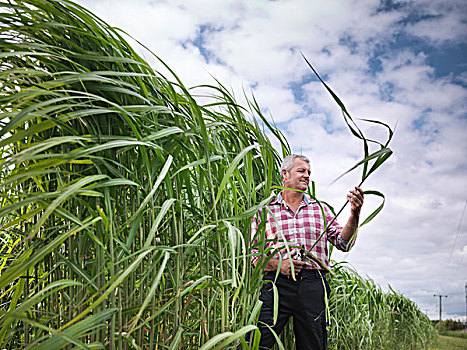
[270,191,311,205]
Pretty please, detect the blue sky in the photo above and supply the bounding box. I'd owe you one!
[76,0,467,322]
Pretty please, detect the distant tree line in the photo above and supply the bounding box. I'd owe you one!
[432,319,465,333]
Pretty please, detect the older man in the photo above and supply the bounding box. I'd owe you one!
[248,154,364,349]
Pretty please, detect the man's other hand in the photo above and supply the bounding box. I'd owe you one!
[279,258,306,277]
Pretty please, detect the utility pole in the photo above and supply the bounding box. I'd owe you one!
[434,294,448,332]
[465,282,467,329]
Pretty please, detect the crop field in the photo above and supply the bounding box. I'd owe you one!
[0,1,436,349]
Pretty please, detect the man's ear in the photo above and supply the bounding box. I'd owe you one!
[281,169,288,180]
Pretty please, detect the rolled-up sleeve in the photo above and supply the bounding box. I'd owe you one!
[324,205,355,252]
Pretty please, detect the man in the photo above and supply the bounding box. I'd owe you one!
[248,154,364,349]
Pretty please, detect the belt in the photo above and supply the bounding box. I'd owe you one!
[265,269,326,281]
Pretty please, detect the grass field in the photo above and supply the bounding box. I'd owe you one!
[429,333,467,350]
[442,330,467,339]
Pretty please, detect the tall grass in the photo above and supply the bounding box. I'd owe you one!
[0,1,434,349]
[1,1,280,347]
[327,263,436,350]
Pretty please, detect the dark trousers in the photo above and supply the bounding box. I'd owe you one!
[245,270,330,350]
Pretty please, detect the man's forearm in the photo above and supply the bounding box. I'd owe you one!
[341,213,359,242]
[341,186,364,243]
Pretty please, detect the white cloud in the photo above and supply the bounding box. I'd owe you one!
[403,0,467,44]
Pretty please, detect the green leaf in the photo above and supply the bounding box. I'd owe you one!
[360,190,386,226]
[29,175,108,239]
[127,155,173,223]
[330,148,392,185]
[0,217,101,290]
[34,309,116,350]
[213,144,260,208]
[213,325,258,350]
[128,251,170,334]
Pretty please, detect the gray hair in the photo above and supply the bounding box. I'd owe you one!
[280,154,310,179]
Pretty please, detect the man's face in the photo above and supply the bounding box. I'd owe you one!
[282,158,311,191]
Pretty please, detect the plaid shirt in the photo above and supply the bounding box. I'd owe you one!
[250,192,354,270]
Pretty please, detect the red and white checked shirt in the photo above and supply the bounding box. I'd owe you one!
[250,192,354,270]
